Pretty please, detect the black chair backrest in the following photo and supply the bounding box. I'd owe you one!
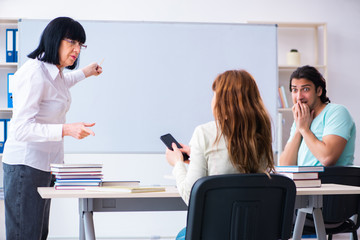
[185,174,296,240]
[319,166,360,223]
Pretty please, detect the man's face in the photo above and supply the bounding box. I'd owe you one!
[290,78,322,111]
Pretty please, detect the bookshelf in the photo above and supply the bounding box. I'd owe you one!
[277,22,327,109]
[277,22,327,159]
[0,19,17,116]
[0,19,17,180]
[249,22,328,110]
[248,21,327,161]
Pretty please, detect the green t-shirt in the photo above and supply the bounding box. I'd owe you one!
[288,103,356,166]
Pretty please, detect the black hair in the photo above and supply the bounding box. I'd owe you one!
[27,17,86,70]
[289,65,330,103]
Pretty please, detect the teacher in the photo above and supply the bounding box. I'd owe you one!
[2,17,103,240]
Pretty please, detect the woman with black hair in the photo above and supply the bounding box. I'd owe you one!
[2,17,103,239]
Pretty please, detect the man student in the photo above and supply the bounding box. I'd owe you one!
[279,65,355,166]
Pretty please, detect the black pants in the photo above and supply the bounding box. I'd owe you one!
[3,163,55,240]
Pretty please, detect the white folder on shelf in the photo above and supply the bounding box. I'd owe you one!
[6,29,14,62]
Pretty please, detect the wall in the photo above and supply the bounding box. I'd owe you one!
[1,0,359,239]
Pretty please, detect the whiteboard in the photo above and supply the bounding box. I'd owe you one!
[18,19,278,153]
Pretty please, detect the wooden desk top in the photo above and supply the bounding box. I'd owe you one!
[296,183,360,195]
[38,184,360,199]
[38,186,181,199]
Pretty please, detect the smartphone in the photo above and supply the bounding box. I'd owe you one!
[160,133,189,160]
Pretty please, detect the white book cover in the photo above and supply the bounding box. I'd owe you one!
[275,166,324,173]
[293,179,321,188]
[278,172,319,180]
[50,163,102,168]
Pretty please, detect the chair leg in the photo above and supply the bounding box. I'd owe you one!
[328,234,332,240]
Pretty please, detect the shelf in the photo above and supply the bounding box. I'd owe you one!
[277,22,326,28]
[0,63,17,68]
[0,108,12,112]
[279,65,326,70]
[250,21,328,159]
[248,21,326,28]
[278,108,292,112]
[0,109,12,119]
[0,19,18,24]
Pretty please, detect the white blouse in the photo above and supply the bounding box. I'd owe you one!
[172,121,239,205]
[2,58,85,171]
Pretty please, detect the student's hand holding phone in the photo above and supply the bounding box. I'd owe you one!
[160,133,190,161]
[179,143,191,159]
[166,143,190,166]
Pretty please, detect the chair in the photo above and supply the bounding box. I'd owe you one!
[185,174,297,240]
[302,166,360,240]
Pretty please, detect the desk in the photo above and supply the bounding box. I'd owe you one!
[38,184,360,240]
[293,183,360,240]
[38,186,187,240]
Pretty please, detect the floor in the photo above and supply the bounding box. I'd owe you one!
[0,199,357,240]
[43,233,356,240]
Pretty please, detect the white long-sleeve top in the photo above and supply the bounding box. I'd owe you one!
[2,58,85,171]
[172,121,240,205]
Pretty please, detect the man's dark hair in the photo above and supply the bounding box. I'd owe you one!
[289,65,330,103]
[27,17,86,70]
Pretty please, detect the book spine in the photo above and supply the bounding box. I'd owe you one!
[280,86,289,108]
[278,87,285,108]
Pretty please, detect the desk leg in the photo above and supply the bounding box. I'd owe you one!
[293,195,326,240]
[80,210,85,240]
[79,199,85,240]
[293,210,306,240]
[79,198,96,240]
[313,208,326,240]
[83,211,96,240]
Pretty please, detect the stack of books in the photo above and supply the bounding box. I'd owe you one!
[51,163,103,190]
[275,166,324,188]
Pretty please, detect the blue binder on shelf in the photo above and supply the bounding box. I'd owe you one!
[7,73,14,108]
[0,119,6,153]
[6,29,18,63]
[14,29,19,62]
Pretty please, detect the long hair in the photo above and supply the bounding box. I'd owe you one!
[212,70,274,174]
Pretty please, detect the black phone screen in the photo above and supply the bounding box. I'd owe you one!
[160,133,189,160]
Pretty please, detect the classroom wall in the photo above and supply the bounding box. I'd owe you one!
[1,0,358,162]
[1,0,360,239]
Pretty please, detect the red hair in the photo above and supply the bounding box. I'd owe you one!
[212,70,274,173]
